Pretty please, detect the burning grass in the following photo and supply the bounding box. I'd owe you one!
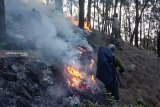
[63,45,98,95]
[64,64,97,94]
[67,16,92,32]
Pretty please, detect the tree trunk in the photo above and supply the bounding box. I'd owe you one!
[97,0,100,31]
[105,0,109,34]
[134,0,139,46]
[102,1,105,32]
[70,1,73,16]
[55,0,63,12]
[157,31,160,57]
[127,6,131,39]
[114,0,118,14]
[93,0,96,29]
[140,20,142,47]
[0,0,6,34]
[119,0,122,39]
[147,19,151,49]
[130,0,149,45]
[79,0,85,29]
[143,17,146,49]
[87,0,92,28]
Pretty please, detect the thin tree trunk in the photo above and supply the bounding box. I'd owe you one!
[143,16,146,49]
[0,0,6,34]
[147,19,151,49]
[140,20,142,47]
[157,29,160,57]
[105,0,109,34]
[102,1,105,32]
[127,6,131,39]
[93,0,96,29]
[153,36,156,53]
[114,0,118,14]
[70,1,73,16]
[97,0,100,31]
[134,0,139,46]
[79,0,85,29]
[119,0,122,39]
[87,0,92,28]
[130,0,149,45]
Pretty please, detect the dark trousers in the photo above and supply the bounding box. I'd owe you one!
[105,80,119,101]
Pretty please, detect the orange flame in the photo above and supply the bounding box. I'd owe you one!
[65,66,83,79]
[68,17,92,32]
[90,75,96,85]
[84,21,92,32]
[64,65,97,91]
[64,66,83,88]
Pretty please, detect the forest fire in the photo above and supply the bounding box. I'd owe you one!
[64,63,97,93]
[84,21,92,32]
[68,17,92,32]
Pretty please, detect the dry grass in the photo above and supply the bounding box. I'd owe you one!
[86,30,160,107]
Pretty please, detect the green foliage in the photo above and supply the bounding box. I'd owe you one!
[103,88,117,106]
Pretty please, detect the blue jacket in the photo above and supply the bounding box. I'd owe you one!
[96,46,116,86]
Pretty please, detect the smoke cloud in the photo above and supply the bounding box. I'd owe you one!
[5,0,92,66]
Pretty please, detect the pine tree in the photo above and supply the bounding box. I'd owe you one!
[0,0,6,34]
[79,0,85,29]
[157,31,160,57]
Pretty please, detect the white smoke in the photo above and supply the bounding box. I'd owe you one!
[5,0,92,66]
[5,0,98,99]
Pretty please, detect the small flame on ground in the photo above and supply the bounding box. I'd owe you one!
[67,17,92,32]
[64,66,83,88]
[84,21,92,32]
[64,65,97,93]
[90,75,96,84]
[65,66,83,79]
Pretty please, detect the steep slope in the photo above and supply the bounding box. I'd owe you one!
[87,30,160,107]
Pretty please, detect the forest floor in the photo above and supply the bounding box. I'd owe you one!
[87,30,160,107]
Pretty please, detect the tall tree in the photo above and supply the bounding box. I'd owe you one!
[97,0,100,31]
[157,31,160,57]
[93,0,96,29]
[55,0,63,12]
[119,0,123,38]
[87,0,92,28]
[102,0,105,32]
[114,0,118,14]
[0,0,5,34]
[147,18,151,49]
[134,0,139,46]
[79,0,85,29]
[130,0,150,46]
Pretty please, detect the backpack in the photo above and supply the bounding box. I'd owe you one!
[96,46,115,86]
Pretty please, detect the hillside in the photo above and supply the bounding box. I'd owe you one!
[0,0,159,106]
[87,30,160,106]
